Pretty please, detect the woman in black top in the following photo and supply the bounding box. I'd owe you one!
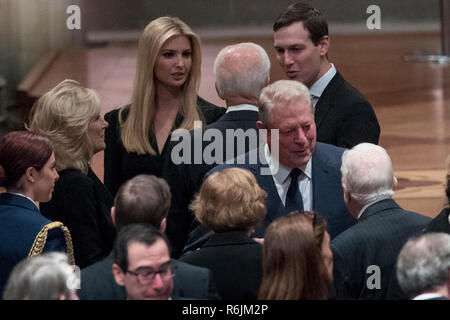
[104,16,224,197]
[28,79,116,269]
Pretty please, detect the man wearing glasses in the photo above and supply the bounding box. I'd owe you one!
[112,224,175,300]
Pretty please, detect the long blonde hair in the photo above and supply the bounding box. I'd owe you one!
[28,79,99,174]
[120,16,202,155]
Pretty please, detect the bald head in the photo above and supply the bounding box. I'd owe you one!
[341,143,395,206]
[214,42,270,102]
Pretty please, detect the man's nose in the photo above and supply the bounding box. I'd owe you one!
[283,52,294,66]
[150,273,165,290]
[294,127,308,143]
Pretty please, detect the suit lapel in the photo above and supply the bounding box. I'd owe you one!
[314,72,344,130]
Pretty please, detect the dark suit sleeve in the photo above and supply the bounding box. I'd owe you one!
[336,100,380,148]
[104,110,125,197]
[331,243,355,299]
[197,96,226,125]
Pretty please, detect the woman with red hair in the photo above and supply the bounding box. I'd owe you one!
[0,131,73,297]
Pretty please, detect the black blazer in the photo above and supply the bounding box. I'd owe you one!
[331,199,431,300]
[180,231,262,300]
[164,109,260,258]
[40,168,116,269]
[104,97,225,197]
[424,207,450,234]
[315,71,380,148]
[78,253,220,300]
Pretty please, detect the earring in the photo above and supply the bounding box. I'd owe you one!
[30,178,35,183]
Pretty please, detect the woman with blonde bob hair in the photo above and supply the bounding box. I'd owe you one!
[181,168,266,299]
[104,16,224,197]
[28,79,116,269]
[258,211,333,300]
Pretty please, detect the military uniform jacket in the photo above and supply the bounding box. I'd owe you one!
[0,193,74,296]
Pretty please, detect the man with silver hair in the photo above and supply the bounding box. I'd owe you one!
[331,143,430,300]
[206,79,355,240]
[166,42,271,257]
[3,252,79,300]
[396,233,450,300]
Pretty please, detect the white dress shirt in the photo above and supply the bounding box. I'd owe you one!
[225,104,259,113]
[264,144,313,211]
[309,63,337,109]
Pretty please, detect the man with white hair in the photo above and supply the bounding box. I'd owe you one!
[166,42,271,257]
[206,79,355,240]
[331,143,431,300]
[396,233,450,300]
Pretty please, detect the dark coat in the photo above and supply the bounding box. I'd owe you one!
[424,207,450,234]
[0,193,67,296]
[78,253,220,300]
[164,109,259,258]
[315,71,380,148]
[331,199,431,300]
[40,168,116,269]
[180,231,262,300]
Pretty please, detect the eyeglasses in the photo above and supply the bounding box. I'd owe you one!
[126,260,175,285]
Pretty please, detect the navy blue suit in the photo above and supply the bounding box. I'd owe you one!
[206,142,355,239]
[0,193,67,296]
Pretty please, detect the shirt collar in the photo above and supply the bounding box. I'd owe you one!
[413,293,446,300]
[264,143,312,184]
[226,104,259,113]
[357,199,385,220]
[310,63,336,99]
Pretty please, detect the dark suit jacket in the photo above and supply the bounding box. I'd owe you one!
[331,199,431,300]
[0,193,66,296]
[40,168,116,269]
[315,71,380,148]
[104,97,225,197]
[164,109,259,258]
[424,207,450,234]
[180,231,262,300]
[205,142,355,240]
[78,253,220,300]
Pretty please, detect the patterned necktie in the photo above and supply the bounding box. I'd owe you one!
[285,168,304,213]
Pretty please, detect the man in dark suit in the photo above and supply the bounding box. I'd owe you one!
[273,2,380,148]
[396,233,450,300]
[207,79,355,240]
[165,42,271,257]
[331,143,431,299]
[77,174,219,300]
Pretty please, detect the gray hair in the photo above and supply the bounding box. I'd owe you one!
[3,252,76,300]
[214,42,270,100]
[396,233,450,298]
[259,80,312,125]
[341,143,394,205]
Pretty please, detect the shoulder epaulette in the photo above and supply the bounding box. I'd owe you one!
[28,221,75,265]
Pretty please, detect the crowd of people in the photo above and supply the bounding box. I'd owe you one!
[0,2,449,300]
